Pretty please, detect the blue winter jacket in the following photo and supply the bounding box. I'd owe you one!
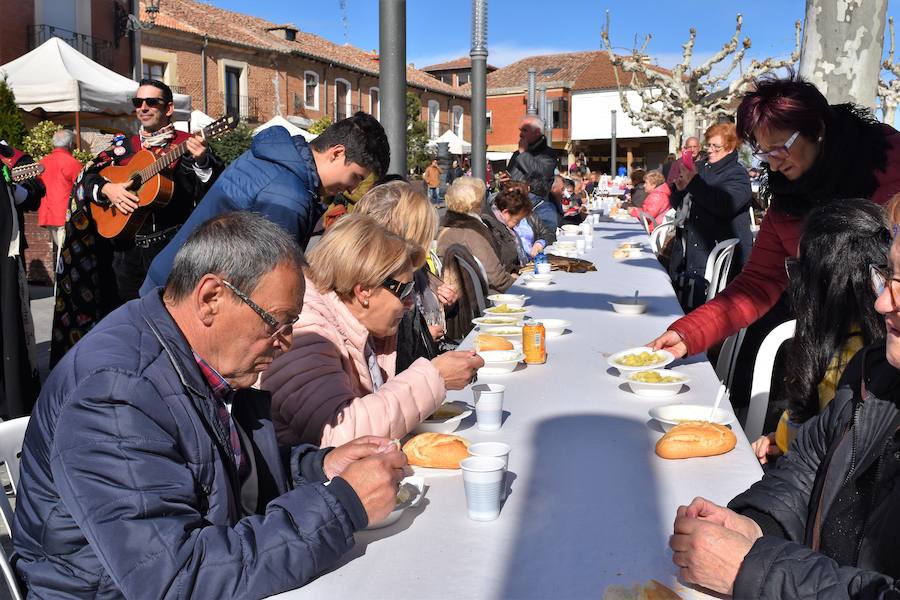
[140,126,324,295]
[12,291,366,599]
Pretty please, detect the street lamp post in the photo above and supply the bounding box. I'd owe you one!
[470,0,488,181]
[115,0,161,81]
[379,0,407,176]
[610,109,617,175]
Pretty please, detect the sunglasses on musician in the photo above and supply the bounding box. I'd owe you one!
[131,97,168,109]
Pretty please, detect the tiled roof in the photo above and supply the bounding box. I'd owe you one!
[421,57,497,72]
[143,0,468,98]
[483,50,672,93]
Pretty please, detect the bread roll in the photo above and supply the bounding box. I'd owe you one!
[612,249,629,259]
[403,433,470,469]
[655,421,736,459]
[475,334,514,352]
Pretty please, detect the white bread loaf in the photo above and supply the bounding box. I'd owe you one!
[403,433,470,469]
[655,421,736,459]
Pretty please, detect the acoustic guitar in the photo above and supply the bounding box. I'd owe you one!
[10,162,46,183]
[91,115,237,239]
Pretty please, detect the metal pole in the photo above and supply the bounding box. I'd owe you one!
[610,109,617,174]
[470,0,488,181]
[537,85,546,123]
[526,68,536,115]
[545,98,553,145]
[131,0,142,81]
[379,0,407,175]
[201,35,208,114]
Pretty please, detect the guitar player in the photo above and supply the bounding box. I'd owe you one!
[79,79,222,302]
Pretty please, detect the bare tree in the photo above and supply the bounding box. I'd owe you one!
[800,0,887,109]
[878,17,900,125]
[601,13,801,151]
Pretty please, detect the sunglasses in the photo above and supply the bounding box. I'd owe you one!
[382,277,415,301]
[751,131,800,162]
[221,279,299,339]
[131,97,168,108]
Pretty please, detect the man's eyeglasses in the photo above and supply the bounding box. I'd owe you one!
[221,279,299,339]
[870,265,900,306]
[751,131,800,162]
[131,97,168,109]
[382,277,415,301]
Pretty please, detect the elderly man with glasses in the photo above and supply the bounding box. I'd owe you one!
[13,212,407,599]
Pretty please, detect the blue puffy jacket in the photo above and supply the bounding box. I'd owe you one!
[140,126,324,295]
[12,291,366,599]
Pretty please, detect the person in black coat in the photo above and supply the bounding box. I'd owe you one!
[668,122,752,311]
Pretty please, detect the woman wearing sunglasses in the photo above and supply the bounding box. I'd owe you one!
[262,214,483,448]
[650,75,900,365]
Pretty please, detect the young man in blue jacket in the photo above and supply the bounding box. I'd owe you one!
[139,112,389,295]
[13,212,406,599]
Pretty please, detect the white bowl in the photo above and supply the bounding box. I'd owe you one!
[472,316,521,330]
[609,298,649,315]
[623,369,690,398]
[522,278,554,289]
[649,403,736,432]
[477,350,524,375]
[365,477,425,530]
[414,401,473,434]
[561,224,582,235]
[536,318,571,338]
[484,305,529,317]
[487,294,529,308]
[481,326,523,341]
[607,347,675,372]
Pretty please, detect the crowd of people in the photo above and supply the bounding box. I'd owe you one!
[2,71,900,598]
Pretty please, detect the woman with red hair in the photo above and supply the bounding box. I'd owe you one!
[650,75,900,360]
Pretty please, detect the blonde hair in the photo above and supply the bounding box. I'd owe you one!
[886,192,900,227]
[355,180,438,259]
[644,170,665,187]
[308,214,423,300]
[445,176,486,214]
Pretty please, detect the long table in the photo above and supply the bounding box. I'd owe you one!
[273,219,763,599]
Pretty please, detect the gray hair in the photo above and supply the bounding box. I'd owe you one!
[164,212,306,302]
[521,115,545,131]
[52,129,75,149]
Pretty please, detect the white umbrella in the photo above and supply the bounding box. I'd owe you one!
[427,129,471,155]
[253,115,316,141]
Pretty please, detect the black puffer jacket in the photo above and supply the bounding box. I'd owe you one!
[507,136,558,199]
[728,342,900,599]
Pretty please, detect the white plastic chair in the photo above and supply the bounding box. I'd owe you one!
[744,320,796,441]
[0,417,29,494]
[715,328,747,392]
[649,221,675,255]
[703,238,739,302]
[637,210,654,235]
[0,491,22,600]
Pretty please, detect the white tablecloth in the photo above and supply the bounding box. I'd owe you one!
[273,219,763,600]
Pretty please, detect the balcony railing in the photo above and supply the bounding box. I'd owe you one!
[28,25,114,69]
[225,94,260,123]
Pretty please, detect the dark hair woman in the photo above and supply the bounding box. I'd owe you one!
[650,75,900,360]
[751,199,890,464]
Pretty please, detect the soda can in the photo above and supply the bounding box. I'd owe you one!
[522,321,546,364]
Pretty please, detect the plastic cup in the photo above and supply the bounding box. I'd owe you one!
[536,262,552,275]
[460,456,506,521]
[472,383,505,431]
[469,442,511,500]
[576,239,586,253]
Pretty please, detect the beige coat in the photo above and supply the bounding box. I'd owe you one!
[436,214,517,294]
[262,278,446,447]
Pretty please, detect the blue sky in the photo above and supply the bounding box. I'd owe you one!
[209,1,900,71]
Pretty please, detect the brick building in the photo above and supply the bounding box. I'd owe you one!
[421,57,497,88]
[140,0,471,141]
[483,51,669,173]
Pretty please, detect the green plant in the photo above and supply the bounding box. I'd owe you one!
[406,92,431,174]
[209,123,253,165]
[22,120,62,160]
[0,77,26,148]
[308,116,332,135]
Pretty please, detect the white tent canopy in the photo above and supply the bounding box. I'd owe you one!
[427,129,471,155]
[253,116,317,141]
[0,37,190,119]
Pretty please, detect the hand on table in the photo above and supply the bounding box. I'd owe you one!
[752,433,782,465]
[669,515,754,595]
[435,283,458,307]
[323,435,398,479]
[100,181,139,214]
[675,497,763,541]
[432,350,484,389]
[647,330,688,359]
[335,442,408,526]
